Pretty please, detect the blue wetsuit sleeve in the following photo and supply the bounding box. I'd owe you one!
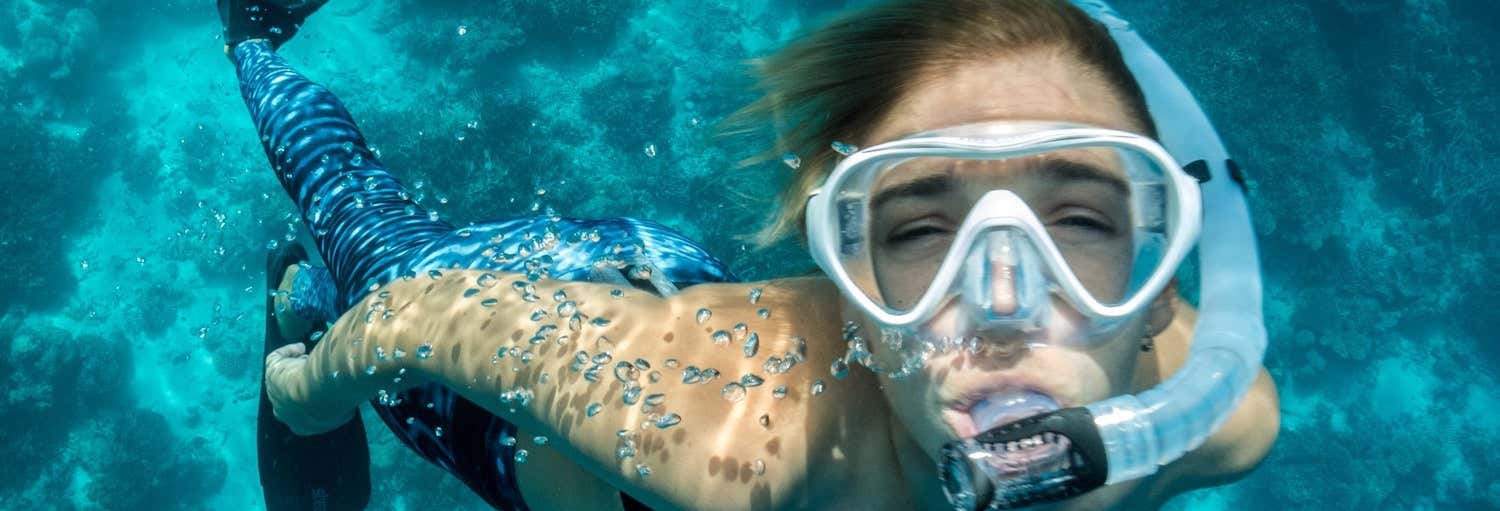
[290,265,339,325]
[231,40,450,309]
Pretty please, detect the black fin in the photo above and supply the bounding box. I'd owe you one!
[259,242,371,511]
[218,0,329,49]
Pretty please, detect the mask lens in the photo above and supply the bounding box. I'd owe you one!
[832,146,1175,314]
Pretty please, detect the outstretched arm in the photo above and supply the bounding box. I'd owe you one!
[266,271,901,510]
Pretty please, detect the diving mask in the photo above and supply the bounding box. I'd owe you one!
[805,121,1202,349]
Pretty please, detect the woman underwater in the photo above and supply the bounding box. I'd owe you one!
[225,0,1280,509]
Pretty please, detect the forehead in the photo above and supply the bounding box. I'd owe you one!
[870,149,1131,200]
[863,50,1145,145]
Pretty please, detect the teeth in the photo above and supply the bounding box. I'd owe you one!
[969,390,1061,434]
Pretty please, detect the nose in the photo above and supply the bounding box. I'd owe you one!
[989,235,1019,316]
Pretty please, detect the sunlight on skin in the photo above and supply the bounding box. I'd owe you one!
[269,269,906,510]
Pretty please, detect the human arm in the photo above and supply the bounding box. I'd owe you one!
[265,270,900,510]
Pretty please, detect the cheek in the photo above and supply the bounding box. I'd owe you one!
[1065,242,1134,304]
[1085,321,1148,393]
[873,251,942,309]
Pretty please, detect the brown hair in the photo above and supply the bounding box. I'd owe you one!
[724,0,1155,246]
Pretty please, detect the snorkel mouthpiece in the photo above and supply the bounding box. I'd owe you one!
[938,408,1108,510]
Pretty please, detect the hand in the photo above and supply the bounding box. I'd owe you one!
[264,342,353,435]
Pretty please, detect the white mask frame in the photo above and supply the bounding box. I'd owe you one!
[805,122,1203,336]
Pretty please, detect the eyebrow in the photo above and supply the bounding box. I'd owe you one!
[869,159,1130,210]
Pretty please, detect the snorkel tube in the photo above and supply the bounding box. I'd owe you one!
[936,1,1269,508]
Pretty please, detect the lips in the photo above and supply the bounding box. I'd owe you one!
[969,390,1060,432]
[943,385,1065,439]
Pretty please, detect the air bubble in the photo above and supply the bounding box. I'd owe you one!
[696,308,711,324]
[740,374,764,387]
[722,382,747,402]
[476,273,498,288]
[830,358,849,379]
[654,413,681,429]
[615,361,640,383]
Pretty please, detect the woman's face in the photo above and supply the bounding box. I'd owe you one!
[847,49,1171,466]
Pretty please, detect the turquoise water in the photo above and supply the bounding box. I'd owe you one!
[1,0,1496,509]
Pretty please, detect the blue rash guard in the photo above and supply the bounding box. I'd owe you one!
[233,39,731,510]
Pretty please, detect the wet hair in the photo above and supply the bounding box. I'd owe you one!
[724,0,1156,246]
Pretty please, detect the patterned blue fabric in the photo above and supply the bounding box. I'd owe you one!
[289,265,338,325]
[234,40,734,510]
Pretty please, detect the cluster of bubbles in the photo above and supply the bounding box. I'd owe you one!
[482,276,841,480]
[328,180,895,485]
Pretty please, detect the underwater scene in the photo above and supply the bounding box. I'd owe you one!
[1,0,1497,509]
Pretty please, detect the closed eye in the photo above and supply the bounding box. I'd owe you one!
[888,224,950,244]
[1055,216,1114,232]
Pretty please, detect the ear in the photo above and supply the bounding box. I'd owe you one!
[1146,278,1178,337]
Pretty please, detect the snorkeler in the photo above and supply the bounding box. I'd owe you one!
[231,0,1279,509]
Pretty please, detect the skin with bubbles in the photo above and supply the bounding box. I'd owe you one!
[268,265,898,508]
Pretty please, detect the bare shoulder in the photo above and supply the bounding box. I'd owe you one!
[1140,301,1281,504]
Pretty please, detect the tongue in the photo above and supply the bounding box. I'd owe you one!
[969,391,1060,434]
